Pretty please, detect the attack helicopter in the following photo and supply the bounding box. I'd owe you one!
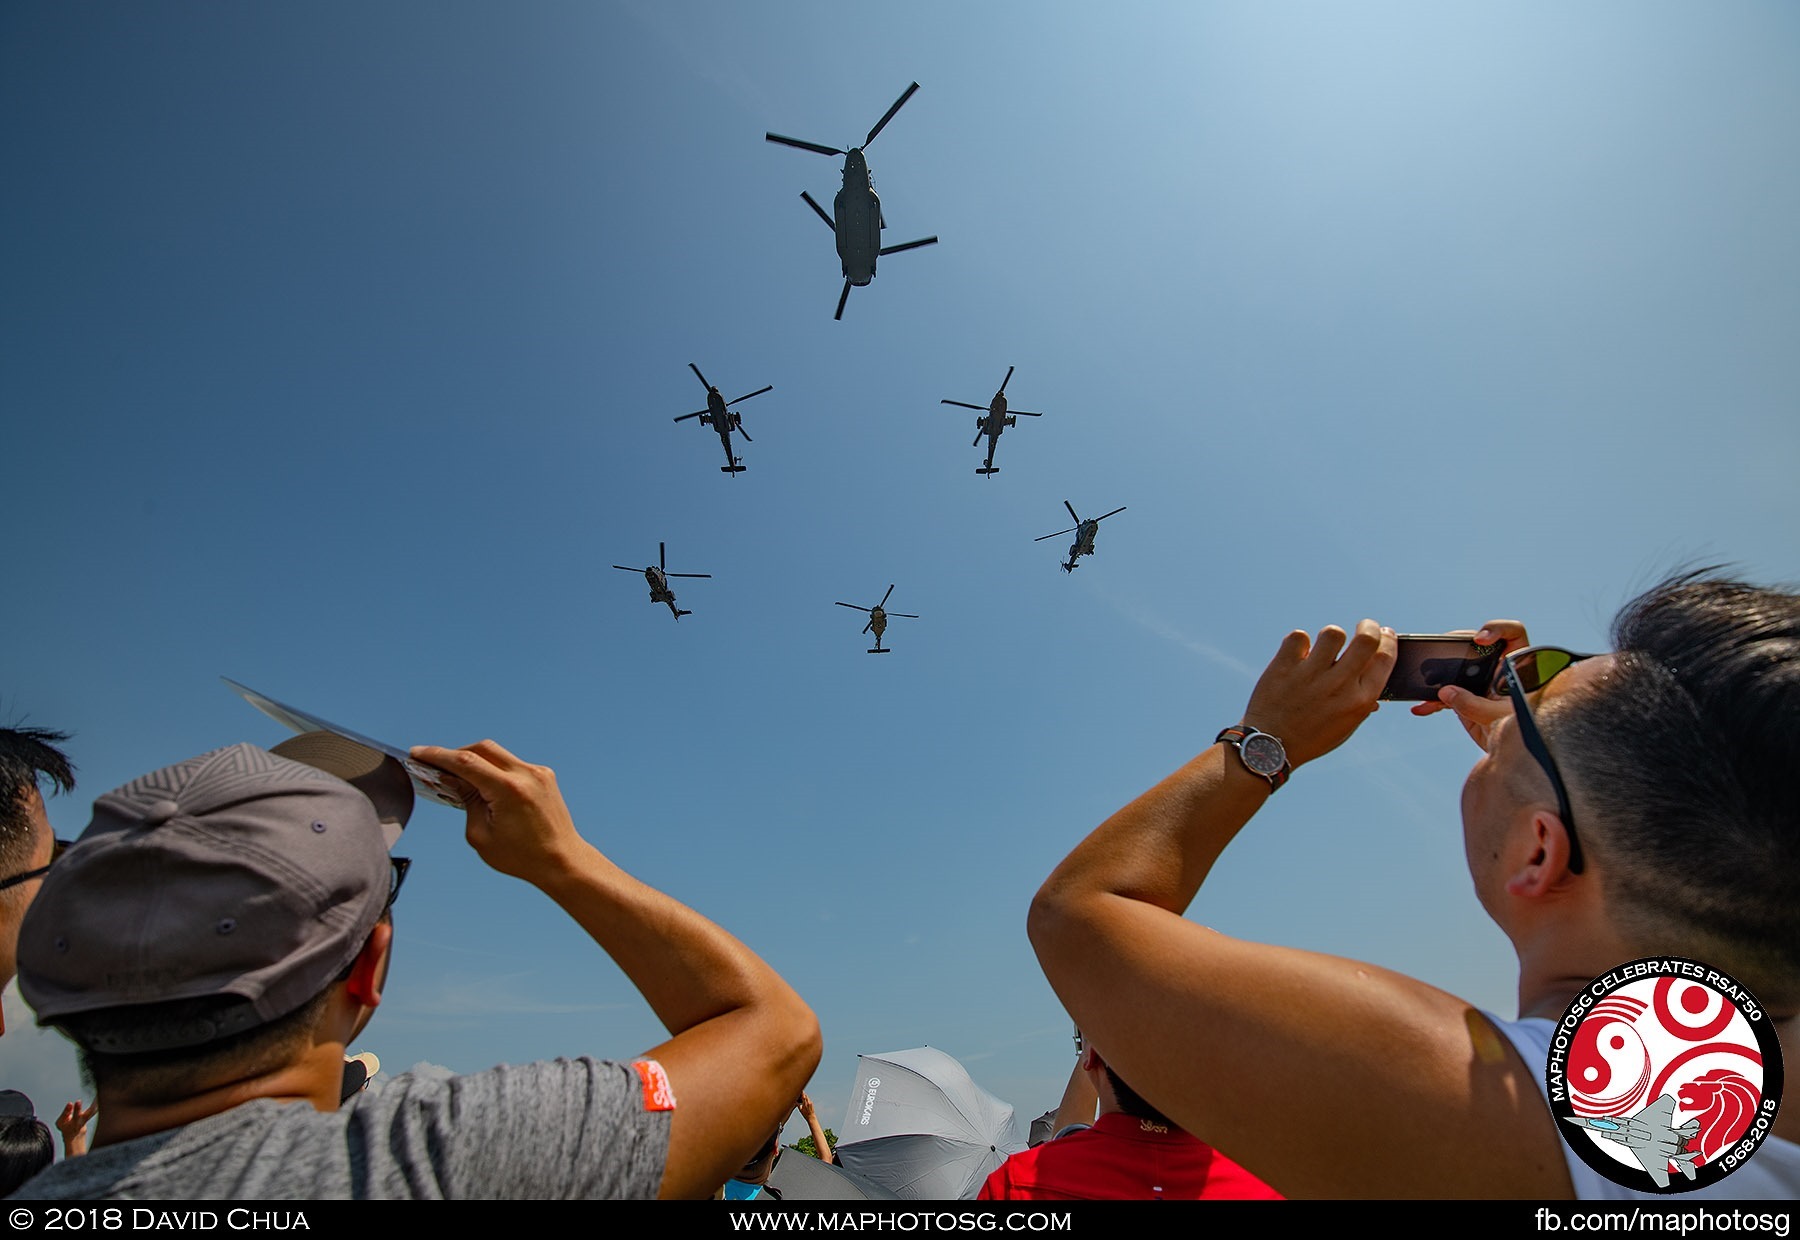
[834,584,918,654]
[766,82,938,320]
[673,363,771,474]
[941,365,1041,476]
[612,542,711,620]
[1034,501,1127,573]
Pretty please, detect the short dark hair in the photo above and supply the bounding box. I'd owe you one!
[0,727,74,876]
[1548,570,1800,1003]
[66,990,333,1107]
[0,1116,55,1196]
[1103,1065,1180,1131]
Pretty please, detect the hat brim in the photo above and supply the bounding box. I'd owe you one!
[271,732,412,847]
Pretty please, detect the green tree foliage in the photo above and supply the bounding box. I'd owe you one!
[794,1128,837,1160]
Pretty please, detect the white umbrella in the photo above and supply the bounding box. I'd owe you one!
[834,1047,1025,1200]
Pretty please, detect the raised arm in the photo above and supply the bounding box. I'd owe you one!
[413,741,822,1200]
[1027,621,1568,1198]
[797,1091,834,1165]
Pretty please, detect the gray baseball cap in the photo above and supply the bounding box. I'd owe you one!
[17,738,411,1052]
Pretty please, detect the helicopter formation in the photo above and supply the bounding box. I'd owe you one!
[622,83,1130,651]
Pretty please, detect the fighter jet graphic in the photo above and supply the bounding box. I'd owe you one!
[1562,1094,1701,1188]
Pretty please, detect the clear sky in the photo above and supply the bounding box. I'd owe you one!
[4,1,1797,1150]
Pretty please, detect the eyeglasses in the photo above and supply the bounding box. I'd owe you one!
[1497,646,1599,876]
[0,838,70,892]
[386,857,411,911]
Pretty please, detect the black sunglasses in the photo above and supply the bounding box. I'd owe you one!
[1497,646,1599,875]
[0,838,70,892]
[386,856,411,911]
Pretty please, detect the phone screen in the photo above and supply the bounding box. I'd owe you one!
[1381,636,1504,702]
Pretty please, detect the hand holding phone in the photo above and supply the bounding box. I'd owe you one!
[1380,635,1504,702]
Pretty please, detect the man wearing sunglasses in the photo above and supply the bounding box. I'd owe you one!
[1028,571,1800,1197]
[12,735,820,1200]
[0,726,75,1036]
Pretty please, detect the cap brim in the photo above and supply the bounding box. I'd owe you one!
[271,732,412,847]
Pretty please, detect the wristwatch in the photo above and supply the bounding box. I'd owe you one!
[1215,724,1290,791]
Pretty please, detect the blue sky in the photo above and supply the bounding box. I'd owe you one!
[4,1,1797,1150]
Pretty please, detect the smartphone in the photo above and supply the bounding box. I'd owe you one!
[1381,635,1504,702]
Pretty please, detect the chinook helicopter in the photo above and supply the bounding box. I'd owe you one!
[612,542,711,620]
[1034,501,1127,573]
[941,365,1041,476]
[834,584,918,654]
[766,82,938,320]
[673,363,771,474]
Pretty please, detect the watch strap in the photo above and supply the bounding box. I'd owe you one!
[1214,725,1290,791]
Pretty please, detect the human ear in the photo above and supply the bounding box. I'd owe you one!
[344,920,393,1010]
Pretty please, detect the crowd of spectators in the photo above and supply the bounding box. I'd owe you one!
[3,569,1796,1200]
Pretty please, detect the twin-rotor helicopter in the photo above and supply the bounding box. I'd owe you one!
[767,82,938,320]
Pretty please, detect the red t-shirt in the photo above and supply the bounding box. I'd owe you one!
[977,1112,1281,1201]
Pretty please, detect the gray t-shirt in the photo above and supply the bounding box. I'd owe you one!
[8,1057,670,1200]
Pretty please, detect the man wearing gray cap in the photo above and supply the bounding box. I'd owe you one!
[10,735,821,1199]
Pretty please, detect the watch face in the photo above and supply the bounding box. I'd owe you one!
[1240,732,1286,777]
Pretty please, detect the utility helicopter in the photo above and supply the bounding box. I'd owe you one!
[1034,501,1127,573]
[834,584,918,654]
[673,363,771,474]
[766,82,938,320]
[941,365,1041,476]
[612,542,711,620]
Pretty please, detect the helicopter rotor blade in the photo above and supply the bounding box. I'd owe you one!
[835,602,872,613]
[666,573,712,579]
[877,236,938,256]
[800,191,835,230]
[688,362,710,390]
[1034,527,1077,542]
[611,565,642,573]
[1064,500,1080,524]
[727,385,773,406]
[736,425,752,442]
[1000,365,1014,394]
[834,279,851,321]
[766,132,843,157]
[1011,409,1043,417]
[941,400,985,411]
[878,584,895,608]
[1095,506,1128,522]
[973,431,985,448]
[889,612,919,619]
[674,410,707,422]
[660,542,667,571]
[864,81,919,148]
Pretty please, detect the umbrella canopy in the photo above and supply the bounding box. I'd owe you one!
[834,1047,1026,1200]
[765,1148,900,1201]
